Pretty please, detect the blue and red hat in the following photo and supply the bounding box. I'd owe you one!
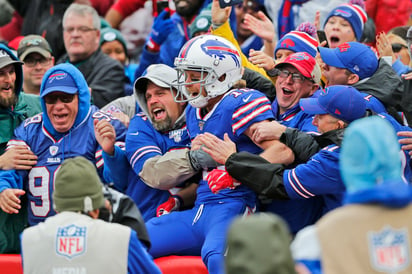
[319,42,378,80]
[300,85,366,123]
[275,52,321,84]
[274,31,319,58]
[324,3,368,41]
[41,70,78,97]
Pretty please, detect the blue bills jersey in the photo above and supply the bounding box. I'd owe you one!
[283,144,345,214]
[272,99,319,135]
[125,112,191,221]
[185,88,274,207]
[3,106,127,225]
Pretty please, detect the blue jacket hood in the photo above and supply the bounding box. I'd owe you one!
[40,63,91,138]
[0,44,23,99]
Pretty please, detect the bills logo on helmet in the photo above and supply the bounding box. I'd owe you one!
[56,224,87,259]
[368,226,410,273]
[201,40,240,67]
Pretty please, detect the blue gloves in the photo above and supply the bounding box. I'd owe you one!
[147,10,174,51]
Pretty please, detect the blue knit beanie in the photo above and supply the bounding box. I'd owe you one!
[324,4,368,41]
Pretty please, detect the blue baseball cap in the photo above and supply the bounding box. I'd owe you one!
[319,42,378,80]
[41,70,78,97]
[300,85,366,123]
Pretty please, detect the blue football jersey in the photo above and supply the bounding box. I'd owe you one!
[3,106,127,225]
[283,144,345,213]
[272,97,319,135]
[185,88,274,207]
[125,112,191,220]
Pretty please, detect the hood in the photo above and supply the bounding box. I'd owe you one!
[225,213,295,274]
[0,43,23,99]
[134,65,186,131]
[40,63,91,138]
[340,116,404,194]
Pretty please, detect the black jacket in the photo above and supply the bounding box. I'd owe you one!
[225,128,345,199]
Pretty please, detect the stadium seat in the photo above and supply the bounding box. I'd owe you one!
[0,254,209,274]
[0,254,23,274]
[154,255,208,274]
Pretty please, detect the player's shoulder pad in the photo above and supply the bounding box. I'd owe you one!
[226,88,270,104]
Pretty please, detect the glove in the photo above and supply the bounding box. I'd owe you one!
[156,195,182,217]
[147,9,174,51]
[188,149,219,171]
[206,169,241,194]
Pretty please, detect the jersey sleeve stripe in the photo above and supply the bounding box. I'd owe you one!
[233,97,269,119]
[232,105,271,133]
[131,147,162,168]
[286,169,313,199]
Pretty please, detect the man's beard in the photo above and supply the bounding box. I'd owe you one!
[152,115,173,133]
[0,92,17,108]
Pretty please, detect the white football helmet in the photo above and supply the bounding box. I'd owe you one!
[174,34,242,108]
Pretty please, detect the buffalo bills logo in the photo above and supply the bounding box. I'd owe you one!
[288,52,309,61]
[48,72,68,83]
[368,226,410,273]
[280,38,295,49]
[333,8,351,18]
[201,40,240,67]
[56,224,87,259]
[338,43,351,52]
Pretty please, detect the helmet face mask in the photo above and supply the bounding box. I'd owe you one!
[173,35,242,108]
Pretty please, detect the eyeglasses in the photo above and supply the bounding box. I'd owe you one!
[392,43,408,53]
[44,93,76,104]
[24,57,52,68]
[276,69,312,83]
[63,26,97,34]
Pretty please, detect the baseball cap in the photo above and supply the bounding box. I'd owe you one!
[324,3,367,41]
[135,64,177,92]
[300,85,366,123]
[275,52,321,84]
[41,70,78,97]
[319,42,378,80]
[275,31,319,57]
[17,35,52,61]
[53,156,104,213]
[0,48,23,69]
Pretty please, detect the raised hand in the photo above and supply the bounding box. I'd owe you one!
[94,119,116,156]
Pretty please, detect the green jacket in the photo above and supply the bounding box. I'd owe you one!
[0,44,41,254]
[0,92,41,154]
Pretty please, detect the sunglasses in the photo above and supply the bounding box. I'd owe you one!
[392,43,408,53]
[44,93,76,104]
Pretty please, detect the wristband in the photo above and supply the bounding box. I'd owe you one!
[146,37,161,52]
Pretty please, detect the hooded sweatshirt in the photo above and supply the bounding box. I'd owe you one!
[0,63,127,226]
